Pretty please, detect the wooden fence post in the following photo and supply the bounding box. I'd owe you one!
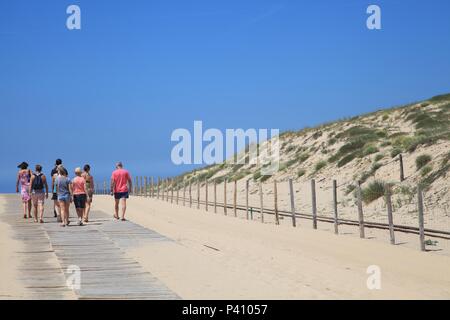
[157,177,160,200]
[246,180,249,220]
[149,177,153,198]
[417,184,426,251]
[140,176,143,196]
[205,179,208,212]
[311,179,317,229]
[167,179,170,202]
[233,180,237,217]
[274,179,279,225]
[189,181,192,208]
[103,181,107,195]
[197,180,200,210]
[171,180,174,204]
[333,180,338,234]
[399,153,405,182]
[289,178,296,227]
[183,183,186,206]
[385,184,395,245]
[259,182,264,223]
[214,179,217,213]
[224,179,227,215]
[145,177,148,197]
[176,185,179,205]
[356,181,365,238]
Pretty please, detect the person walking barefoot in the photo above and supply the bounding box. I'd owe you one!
[29,165,49,223]
[72,167,89,226]
[110,162,132,221]
[81,164,94,223]
[16,162,32,219]
[56,166,73,227]
[51,159,62,218]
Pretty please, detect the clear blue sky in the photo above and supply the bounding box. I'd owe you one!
[1,0,449,192]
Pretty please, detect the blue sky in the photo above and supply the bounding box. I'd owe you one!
[1,0,449,192]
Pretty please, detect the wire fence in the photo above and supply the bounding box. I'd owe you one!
[95,174,449,253]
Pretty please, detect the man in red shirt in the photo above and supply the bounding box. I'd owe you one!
[110,162,133,221]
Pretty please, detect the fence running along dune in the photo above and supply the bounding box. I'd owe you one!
[95,159,449,253]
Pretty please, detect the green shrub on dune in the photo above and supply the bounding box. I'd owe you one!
[416,154,432,170]
[360,180,386,204]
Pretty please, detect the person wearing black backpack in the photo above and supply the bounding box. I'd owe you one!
[29,164,49,223]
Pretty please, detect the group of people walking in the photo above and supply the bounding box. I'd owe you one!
[16,159,133,227]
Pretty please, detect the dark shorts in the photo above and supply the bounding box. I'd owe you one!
[73,194,87,209]
[52,193,58,201]
[114,192,129,200]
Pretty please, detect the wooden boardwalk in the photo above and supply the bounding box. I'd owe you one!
[0,195,180,300]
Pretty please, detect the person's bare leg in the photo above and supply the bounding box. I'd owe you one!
[55,200,61,221]
[84,201,91,221]
[59,202,64,224]
[114,199,120,219]
[32,202,38,222]
[27,200,32,218]
[76,208,83,219]
[59,201,66,225]
[121,198,127,220]
[65,202,70,225]
[22,202,27,218]
[39,202,44,222]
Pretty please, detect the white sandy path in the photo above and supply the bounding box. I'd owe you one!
[92,195,450,299]
[0,201,27,299]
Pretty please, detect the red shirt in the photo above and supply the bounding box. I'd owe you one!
[111,169,131,193]
[72,176,86,195]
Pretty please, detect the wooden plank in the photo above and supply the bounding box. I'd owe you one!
[356,181,365,238]
[259,182,264,223]
[399,153,405,182]
[224,179,227,215]
[197,180,200,209]
[417,184,426,251]
[205,179,208,212]
[288,178,296,227]
[233,180,237,217]
[246,180,249,220]
[385,184,395,245]
[311,179,317,229]
[333,179,338,234]
[157,177,160,199]
[214,180,217,213]
[274,179,279,225]
[189,181,192,208]
[0,196,180,300]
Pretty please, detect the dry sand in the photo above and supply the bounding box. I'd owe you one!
[1,194,449,300]
[0,200,26,299]
[91,195,450,299]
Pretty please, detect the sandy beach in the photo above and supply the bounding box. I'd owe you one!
[0,200,26,299]
[1,193,449,299]
[91,195,450,299]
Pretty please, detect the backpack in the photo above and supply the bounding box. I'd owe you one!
[32,173,44,191]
